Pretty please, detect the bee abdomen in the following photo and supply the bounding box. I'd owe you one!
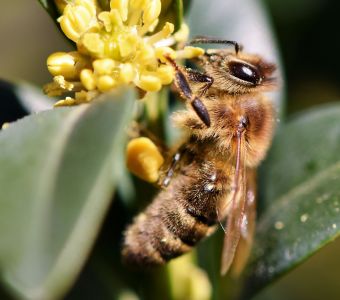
[122,203,193,267]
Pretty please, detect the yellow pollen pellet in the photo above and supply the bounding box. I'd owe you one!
[136,75,162,92]
[80,69,96,90]
[119,63,135,83]
[93,58,116,75]
[97,75,116,91]
[156,65,174,85]
[126,137,164,183]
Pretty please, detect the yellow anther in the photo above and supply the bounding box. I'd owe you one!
[80,69,96,90]
[129,0,147,10]
[126,137,164,183]
[146,22,174,44]
[47,51,86,80]
[143,0,161,26]
[110,0,128,22]
[119,63,135,83]
[118,32,139,57]
[59,0,98,42]
[97,75,116,91]
[155,46,176,63]
[82,33,105,57]
[54,96,77,107]
[178,46,205,59]
[98,11,112,32]
[156,64,174,85]
[93,58,116,75]
[136,75,162,92]
[110,9,124,26]
[173,23,189,43]
[47,0,193,102]
[137,43,156,64]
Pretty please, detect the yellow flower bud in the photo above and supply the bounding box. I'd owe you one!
[126,137,164,183]
[136,75,162,92]
[80,69,96,90]
[156,65,174,85]
[93,58,116,75]
[97,75,116,91]
[119,63,135,83]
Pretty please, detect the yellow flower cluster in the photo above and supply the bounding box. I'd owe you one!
[44,0,204,106]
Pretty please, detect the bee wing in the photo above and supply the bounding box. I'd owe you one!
[230,169,257,277]
[219,131,247,275]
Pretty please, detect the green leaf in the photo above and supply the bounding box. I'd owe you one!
[0,90,134,300]
[243,104,340,298]
[0,79,54,116]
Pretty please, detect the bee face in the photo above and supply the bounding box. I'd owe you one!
[199,49,276,94]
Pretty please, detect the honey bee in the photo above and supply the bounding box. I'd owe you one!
[122,37,277,275]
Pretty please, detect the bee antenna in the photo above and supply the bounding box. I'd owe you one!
[190,36,242,54]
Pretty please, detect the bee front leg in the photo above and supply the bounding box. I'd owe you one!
[165,56,211,127]
[186,69,214,96]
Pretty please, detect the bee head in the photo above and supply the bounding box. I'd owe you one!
[201,48,276,94]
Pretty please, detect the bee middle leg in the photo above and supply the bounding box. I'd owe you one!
[160,144,187,187]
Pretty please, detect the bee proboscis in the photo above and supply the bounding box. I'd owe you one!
[122,37,277,275]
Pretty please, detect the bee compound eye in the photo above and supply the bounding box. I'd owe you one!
[228,61,261,85]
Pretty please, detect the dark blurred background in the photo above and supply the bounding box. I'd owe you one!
[1,1,340,299]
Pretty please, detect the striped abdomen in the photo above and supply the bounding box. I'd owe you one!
[122,163,229,266]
